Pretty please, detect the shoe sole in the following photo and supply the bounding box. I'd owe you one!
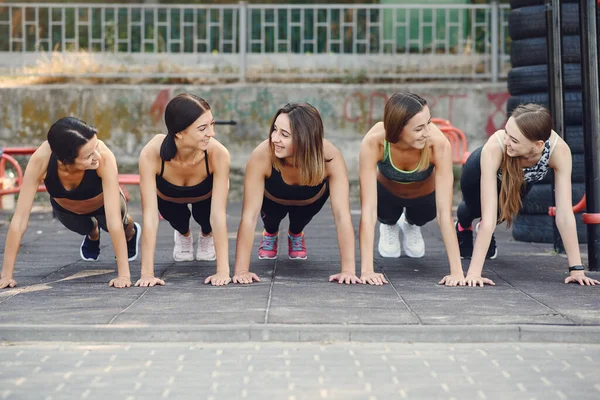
[196,255,217,261]
[128,222,142,262]
[378,247,401,258]
[289,255,307,260]
[80,236,99,262]
[258,255,277,260]
[173,255,195,262]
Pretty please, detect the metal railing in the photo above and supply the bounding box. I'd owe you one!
[0,2,511,81]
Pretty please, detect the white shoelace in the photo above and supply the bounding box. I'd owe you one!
[199,236,211,253]
[382,225,398,247]
[403,224,422,247]
[178,235,193,253]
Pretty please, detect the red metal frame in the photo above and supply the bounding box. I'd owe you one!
[432,120,471,165]
[548,194,600,225]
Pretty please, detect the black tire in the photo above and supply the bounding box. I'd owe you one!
[510,0,579,9]
[506,92,582,125]
[507,64,581,95]
[512,214,588,244]
[509,4,580,41]
[538,152,586,184]
[564,125,584,154]
[520,182,586,214]
[510,36,581,67]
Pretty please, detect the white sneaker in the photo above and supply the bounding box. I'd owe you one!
[196,233,216,261]
[378,222,401,258]
[173,230,194,262]
[398,214,425,258]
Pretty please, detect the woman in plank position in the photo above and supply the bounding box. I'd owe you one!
[0,117,140,289]
[136,93,231,287]
[456,103,599,286]
[232,102,360,285]
[358,93,463,286]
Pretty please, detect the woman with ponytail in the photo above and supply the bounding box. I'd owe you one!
[359,93,463,286]
[456,104,599,287]
[0,117,140,289]
[136,94,231,287]
[232,103,359,285]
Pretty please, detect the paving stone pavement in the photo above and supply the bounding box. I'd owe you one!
[0,202,599,343]
[0,342,599,400]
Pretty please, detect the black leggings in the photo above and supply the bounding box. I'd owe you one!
[377,182,437,226]
[261,191,330,235]
[457,146,532,228]
[158,197,212,235]
[51,194,128,236]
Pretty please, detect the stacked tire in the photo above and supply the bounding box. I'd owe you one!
[507,0,589,243]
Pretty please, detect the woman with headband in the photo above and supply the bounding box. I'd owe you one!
[358,93,463,286]
[136,94,231,287]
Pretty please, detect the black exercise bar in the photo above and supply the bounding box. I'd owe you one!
[579,0,600,271]
[545,0,565,253]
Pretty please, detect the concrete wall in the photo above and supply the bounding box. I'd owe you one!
[0,83,509,198]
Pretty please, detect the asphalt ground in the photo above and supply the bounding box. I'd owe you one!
[0,201,598,343]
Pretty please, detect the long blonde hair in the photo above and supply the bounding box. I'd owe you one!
[499,104,552,227]
[383,93,431,171]
[269,103,325,186]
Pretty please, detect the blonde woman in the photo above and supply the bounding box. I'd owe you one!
[359,93,463,286]
[456,104,599,287]
[232,103,359,285]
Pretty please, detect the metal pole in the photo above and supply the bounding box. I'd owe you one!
[579,0,600,271]
[545,0,565,253]
[491,0,499,83]
[239,1,247,83]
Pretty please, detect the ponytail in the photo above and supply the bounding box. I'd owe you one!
[160,132,178,161]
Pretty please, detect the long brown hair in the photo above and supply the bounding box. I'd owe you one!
[269,103,325,186]
[383,93,431,171]
[499,104,552,226]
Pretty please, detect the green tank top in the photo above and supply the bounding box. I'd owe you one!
[377,140,435,184]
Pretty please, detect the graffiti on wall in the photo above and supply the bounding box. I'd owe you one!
[486,92,510,136]
[147,87,509,142]
[343,92,471,130]
[150,88,173,126]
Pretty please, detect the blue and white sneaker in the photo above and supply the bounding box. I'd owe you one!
[80,232,100,261]
[127,222,141,261]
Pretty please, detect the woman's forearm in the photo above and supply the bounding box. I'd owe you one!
[106,219,130,278]
[1,222,27,278]
[359,213,376,274]
[555,212,583,266]
[334,213,356,274]
[234,217,257,274]
[140,213,159,276]
[210,212,230,276]
[467,222,494,276]
[437,213,464,276]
